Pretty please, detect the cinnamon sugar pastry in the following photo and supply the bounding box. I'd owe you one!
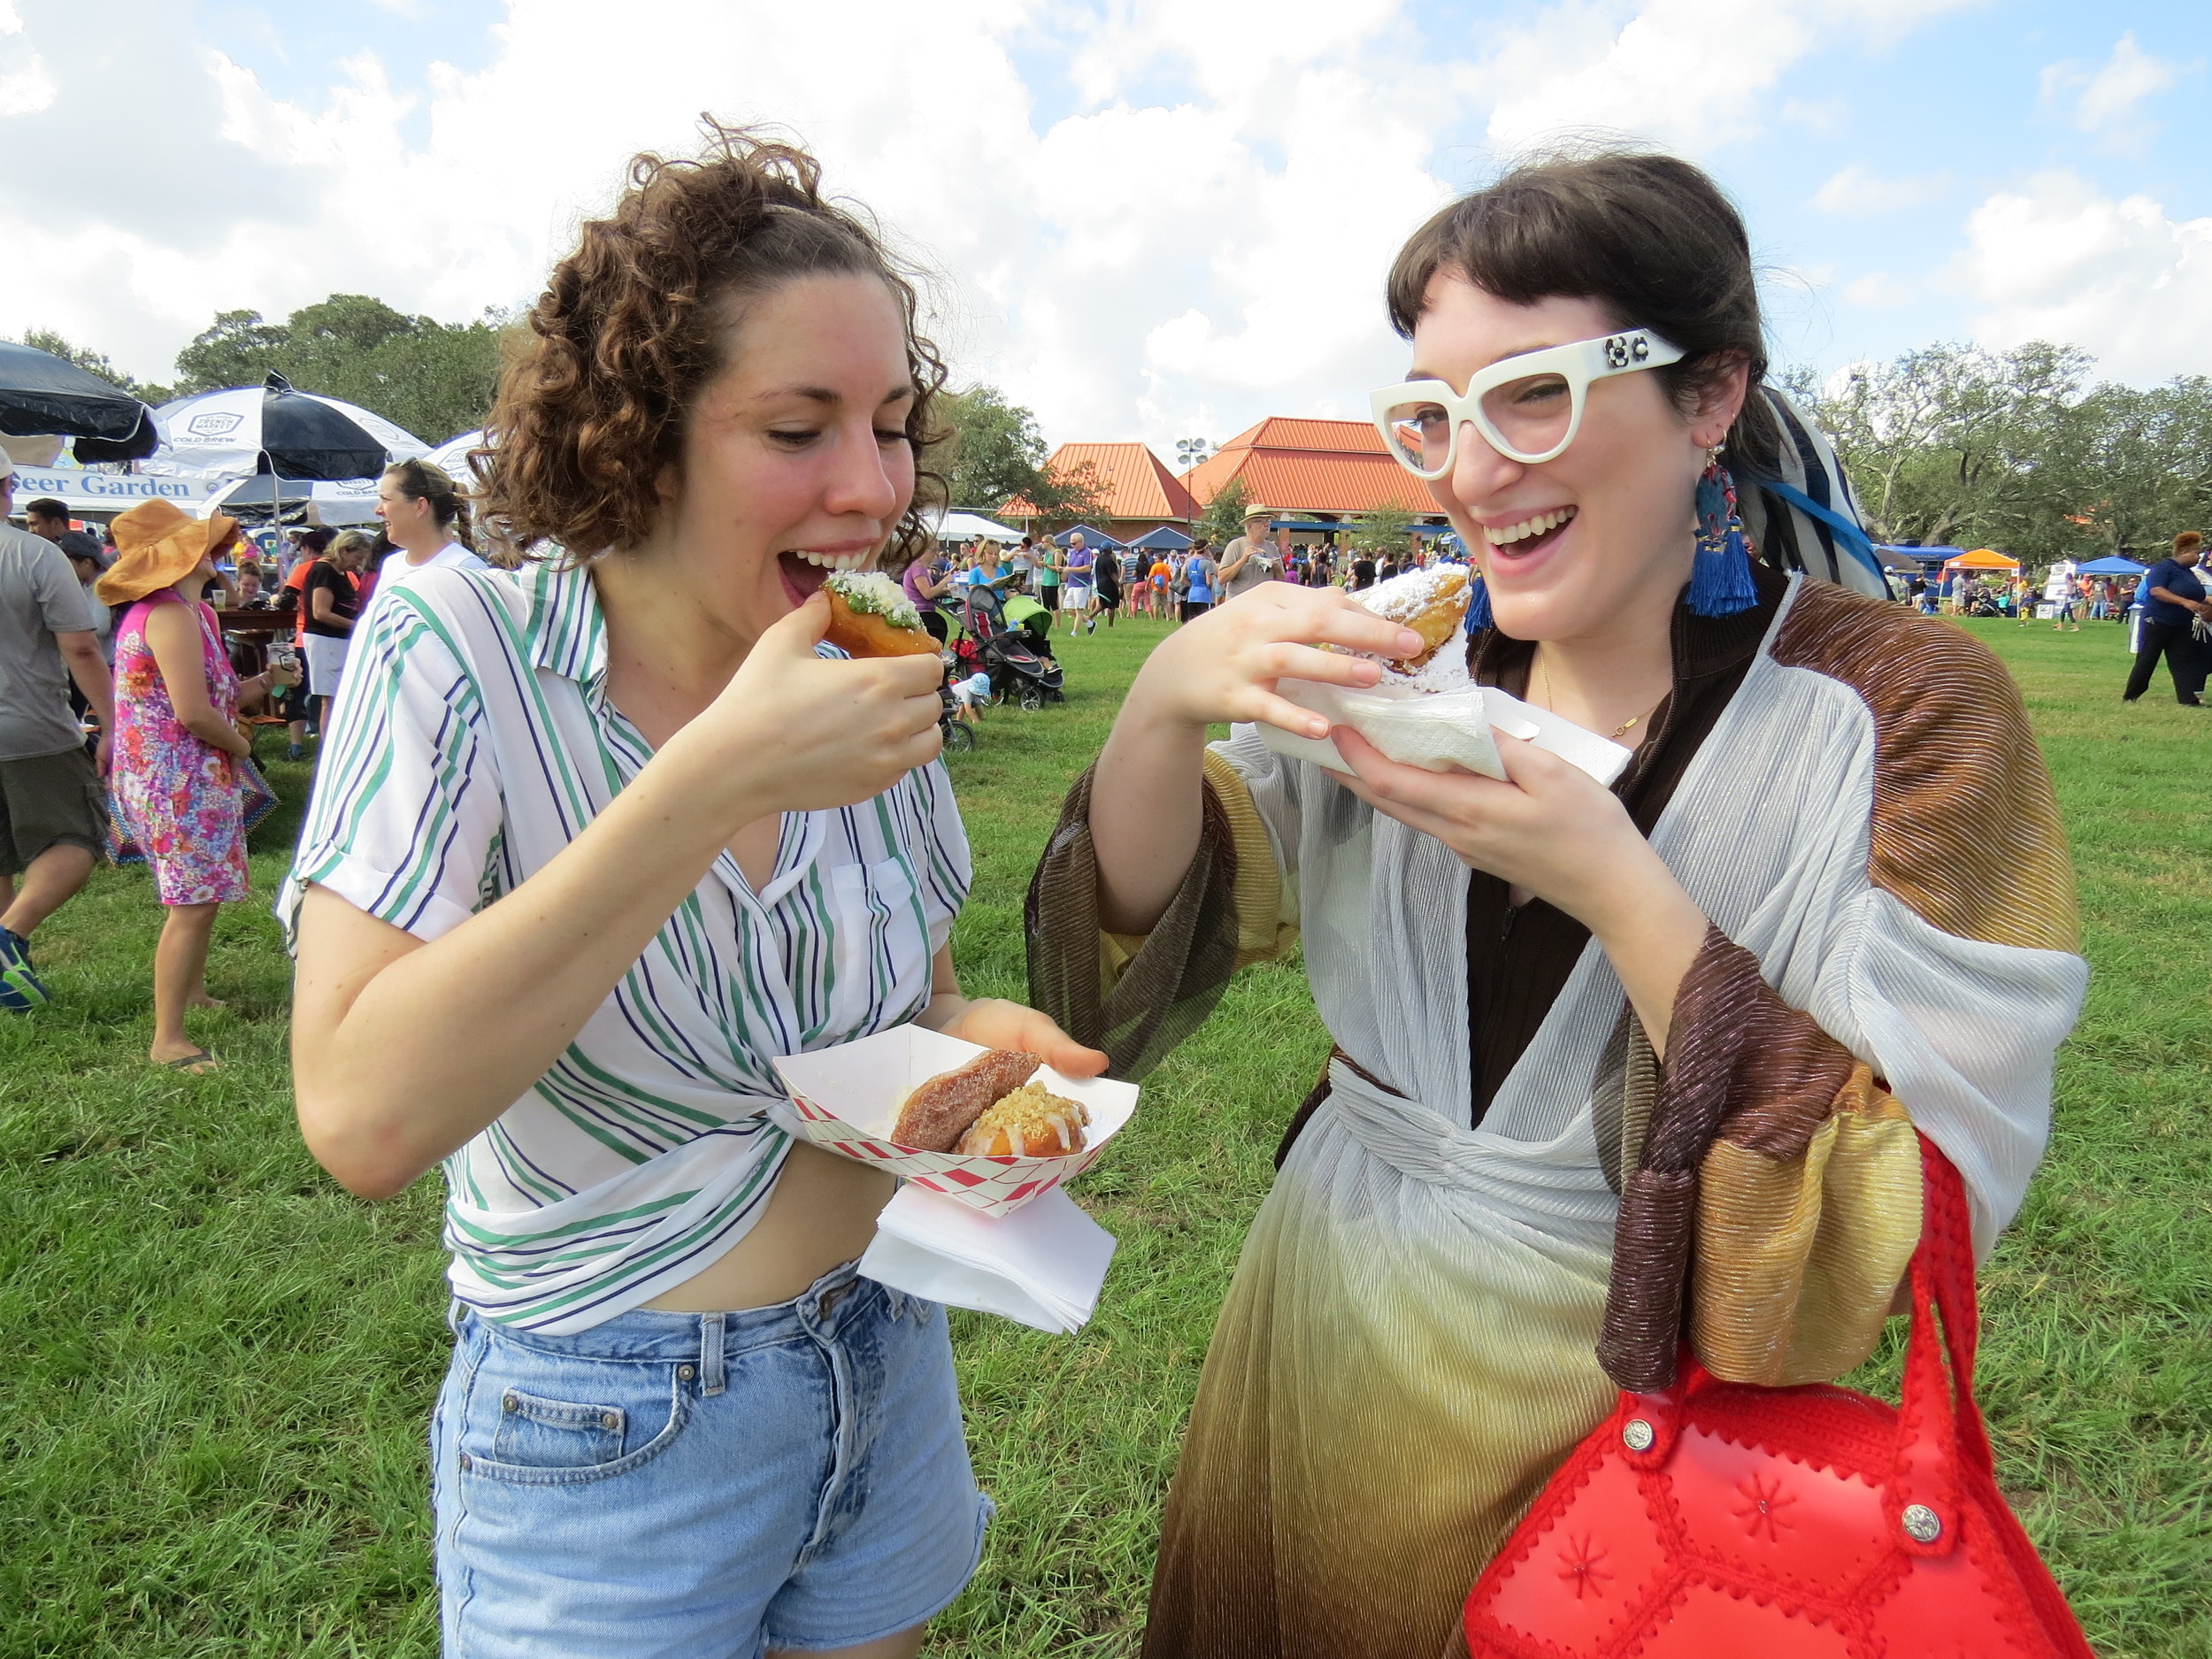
[890,1049,1042,1151]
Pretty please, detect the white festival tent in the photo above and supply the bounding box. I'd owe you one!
[931,510,1024,544]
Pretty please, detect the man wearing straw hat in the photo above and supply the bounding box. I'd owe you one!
[0,455,115,1011]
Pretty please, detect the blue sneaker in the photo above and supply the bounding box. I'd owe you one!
[0,927,49,1011]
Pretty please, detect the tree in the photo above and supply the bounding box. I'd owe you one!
[1346,506,1415,557]
[1198,475,1253,544]
[937,383,1110,523]
[173,309,291,393]
[939,385,1048,509]
[170,296,504,444]
[19,327,171,407]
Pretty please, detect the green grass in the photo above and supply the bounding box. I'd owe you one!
[0,611,2205,1655]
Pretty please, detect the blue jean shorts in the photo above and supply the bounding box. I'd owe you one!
[431,1263,989,1657]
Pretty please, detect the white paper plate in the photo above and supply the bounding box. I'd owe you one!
[771,1025,1136,1216]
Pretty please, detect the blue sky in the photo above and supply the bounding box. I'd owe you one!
[3,0,2205,449]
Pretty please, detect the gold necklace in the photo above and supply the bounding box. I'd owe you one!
[1539,653,1657,741]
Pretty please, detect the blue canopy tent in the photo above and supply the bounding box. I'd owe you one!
[1051,525,1128,549]
[1127,525,1193,551]
[2077,555,2147,576]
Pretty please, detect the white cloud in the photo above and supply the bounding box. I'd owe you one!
[0,0,2011,454]
[1810,163,1950,216]
[1472,0,1981,158]
[2041,33,2184,150]
[1844,272,1914,308]
[0,0,55,116]
[1955,173,2212,382]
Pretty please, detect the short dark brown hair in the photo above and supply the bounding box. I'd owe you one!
[480,121,947,567]
[2176,531,2204,556]
[1386,149,1779,473]
[25,496,69,523]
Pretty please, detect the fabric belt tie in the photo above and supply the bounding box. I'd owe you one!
[1319,1058,1622,1250]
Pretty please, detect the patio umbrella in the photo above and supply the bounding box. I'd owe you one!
[146,373,426,481]
[421,428,488,490]
[204,473,383,526]
[0,338,158,462]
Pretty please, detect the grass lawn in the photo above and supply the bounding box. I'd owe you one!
[1,610,2206,1655]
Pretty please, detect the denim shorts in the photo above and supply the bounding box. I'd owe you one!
[430,1263,989,1657]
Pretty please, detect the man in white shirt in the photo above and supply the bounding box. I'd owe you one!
[1218,503,1282,603]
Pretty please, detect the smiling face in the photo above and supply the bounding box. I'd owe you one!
[653,272,916,641]
[1408,275,1743,644]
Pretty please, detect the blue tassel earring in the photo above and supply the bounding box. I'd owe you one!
[1688,450,1758,618]
[1464,568,1494,634]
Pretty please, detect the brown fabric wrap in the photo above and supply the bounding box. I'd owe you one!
[1595,1168,1699,1390]
[1597,924,1861,1390]
[1024,760,1245,1081]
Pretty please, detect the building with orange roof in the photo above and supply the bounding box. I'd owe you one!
[1002,442,1202,541]
[1179,418,1449,542]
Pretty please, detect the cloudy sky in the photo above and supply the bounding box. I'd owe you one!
[2,0,2204,452]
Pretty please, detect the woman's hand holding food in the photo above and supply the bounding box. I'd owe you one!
[921,994,1109,1081]
[1122,585,1426,740]
[659,590,943,830]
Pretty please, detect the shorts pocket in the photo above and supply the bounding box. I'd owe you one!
[460,1353,692,1487]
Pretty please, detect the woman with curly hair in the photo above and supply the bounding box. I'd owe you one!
[283,126,1103,1657]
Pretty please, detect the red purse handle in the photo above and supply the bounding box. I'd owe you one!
[1624,1133,1988,1557]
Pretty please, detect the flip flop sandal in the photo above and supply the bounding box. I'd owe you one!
[160,1049,220,1074]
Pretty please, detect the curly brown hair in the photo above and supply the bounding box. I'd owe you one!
[478,121,948,568]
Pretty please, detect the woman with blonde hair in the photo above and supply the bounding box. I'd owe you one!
[98,501,295,1071]
[1028,150,2087,1656]
[284,126,1101,1656]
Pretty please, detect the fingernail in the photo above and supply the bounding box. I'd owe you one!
[1400,631,1422,653]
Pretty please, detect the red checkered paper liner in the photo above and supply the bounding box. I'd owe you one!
[770,1025,1137,1217]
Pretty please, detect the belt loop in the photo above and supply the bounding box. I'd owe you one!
[700,1311,726,1396]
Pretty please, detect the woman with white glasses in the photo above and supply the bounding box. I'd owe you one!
[1025,151,2086,1657]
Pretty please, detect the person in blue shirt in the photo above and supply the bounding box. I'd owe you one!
[1179,546,1217,624]
[2123,531,2210,706]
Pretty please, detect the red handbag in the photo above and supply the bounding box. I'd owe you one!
[1463,1135,2096,1656]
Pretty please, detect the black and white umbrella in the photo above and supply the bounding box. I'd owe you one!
[0,338,158,462]
[146,373,427,482]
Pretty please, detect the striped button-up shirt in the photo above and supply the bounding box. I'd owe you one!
[280,558,971,1333]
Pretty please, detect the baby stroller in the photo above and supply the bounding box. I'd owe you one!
[946,584,1064,710]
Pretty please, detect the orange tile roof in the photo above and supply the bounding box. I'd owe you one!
[1003,442,1201,521]
[1183,416,1432,516]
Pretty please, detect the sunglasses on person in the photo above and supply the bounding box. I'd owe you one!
[1371,327,1686,476]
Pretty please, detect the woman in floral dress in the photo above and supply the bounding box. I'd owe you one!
[97,501,294,1071]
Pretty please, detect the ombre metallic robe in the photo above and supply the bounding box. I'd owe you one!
[1025,576,2085,1659]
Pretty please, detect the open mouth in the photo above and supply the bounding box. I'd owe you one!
[777,549,872,606]
[1485,505,1577,561]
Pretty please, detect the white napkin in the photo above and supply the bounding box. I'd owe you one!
[857,1183,1118,1334]
[1256,680,1632,786]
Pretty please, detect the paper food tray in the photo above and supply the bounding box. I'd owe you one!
[771,1025,1136,1216]
[1256,680,1631,787]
